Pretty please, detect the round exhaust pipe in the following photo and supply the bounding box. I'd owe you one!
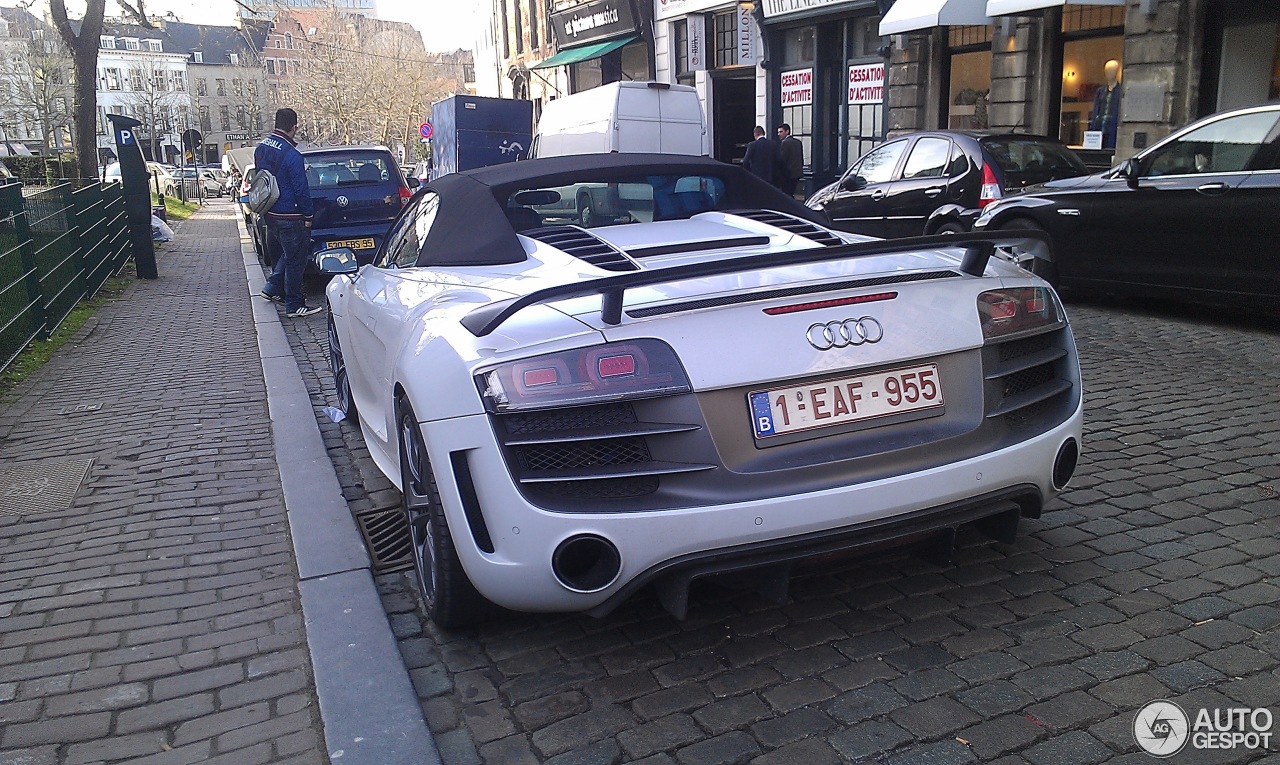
[552,535,622,593]
[1053,438,1079,491]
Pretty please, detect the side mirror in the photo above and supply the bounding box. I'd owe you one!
[406,177,421,189]
[316,246,359,275]
[1119,158,1140,189]
[840,175,868,192]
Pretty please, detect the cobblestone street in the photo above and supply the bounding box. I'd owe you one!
[285,292,1280,765]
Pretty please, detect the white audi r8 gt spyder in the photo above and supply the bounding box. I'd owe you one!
[321,153,1083,628]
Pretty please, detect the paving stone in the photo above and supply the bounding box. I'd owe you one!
[956,680,1035,718]
[543,739,623,765]
[825,682,909,723]
[1011,665,1095,701]
[889,696,981,738]
[1149,661,1226,693]
[633,685,713,721]
[1090,673,1171,709]
[1073,650,1151,682]
[617,715,704,760]
[1201,645,1277,676]
[886,739,978,765]
[692,694,770,735]
[828,720,913,761]
[950,652,1029,684]
[749,737,842,765]
[1023,731,1113,765]
[675,731,761,765]
[749,707,837,749]
[891,668,966,701]
[1023,691,1114,730]
[956,714,1046,759]
[532,706,638,759]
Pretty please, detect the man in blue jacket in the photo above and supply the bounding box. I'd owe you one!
[256,108,321,318]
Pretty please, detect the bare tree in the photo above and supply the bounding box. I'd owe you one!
[119,54,188,162]
[49,0,150,177]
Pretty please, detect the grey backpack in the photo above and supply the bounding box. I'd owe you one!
[247,166,280,214]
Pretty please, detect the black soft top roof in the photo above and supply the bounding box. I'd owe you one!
[419,153,829,267]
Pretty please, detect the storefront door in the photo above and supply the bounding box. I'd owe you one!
[712,76,756,167]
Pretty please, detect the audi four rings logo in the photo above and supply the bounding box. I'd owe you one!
[807,317,884,350]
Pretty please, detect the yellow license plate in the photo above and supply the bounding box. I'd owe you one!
[326,238,375,250]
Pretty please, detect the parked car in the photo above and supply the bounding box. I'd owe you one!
[103,161,189,197]
[972,102,1280,306]
[319,152,1084,627]
[251,145,417,270]
[806,131,1089,239]
[174,166,225,197]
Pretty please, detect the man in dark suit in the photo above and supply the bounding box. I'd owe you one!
[741,125,777,186]
[775,123,804,197]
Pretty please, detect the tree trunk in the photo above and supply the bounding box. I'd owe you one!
[51,0,107,182]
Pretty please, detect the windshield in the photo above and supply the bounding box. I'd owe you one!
[503,173,729,230]
[304,152,396,187]
[982,138,1088,188]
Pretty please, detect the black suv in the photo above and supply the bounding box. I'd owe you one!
[253,145,417,269]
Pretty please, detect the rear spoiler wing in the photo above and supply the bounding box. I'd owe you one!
[460,230,1051,337]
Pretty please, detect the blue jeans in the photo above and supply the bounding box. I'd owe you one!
[263,217,311,312]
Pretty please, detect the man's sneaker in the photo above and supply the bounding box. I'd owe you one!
[259,290,282,303]
[286,305,324,318]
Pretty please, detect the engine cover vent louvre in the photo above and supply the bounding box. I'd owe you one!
[725,209,846,246]
[523,225,638,272]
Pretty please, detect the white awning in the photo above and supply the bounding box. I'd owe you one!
[879,0,991,35]
[986,0,1124,16]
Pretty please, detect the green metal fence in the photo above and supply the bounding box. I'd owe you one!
[0,179,133,374]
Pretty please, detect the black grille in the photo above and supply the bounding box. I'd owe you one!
[491,401,710,506]
[502,404,637,436]
[725,209,846,245]
[536,476,661,499]
[1002,365,1054,398]
[522,226,636,271]
[982,326,1074,428]
[520,439,652,472]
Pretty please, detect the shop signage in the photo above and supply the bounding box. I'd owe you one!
[762,0,870,19]
[847,62,884,104]
[225,132,253,140]
[551,1,638,49]
[656,0,723,22]
[687,13,707,71]
[781,68,814,106]
[737,2,757,65]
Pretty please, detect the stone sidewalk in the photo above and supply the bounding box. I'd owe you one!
[0,202,434,765]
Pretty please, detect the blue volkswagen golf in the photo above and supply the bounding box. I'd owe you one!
[252,145,417,270]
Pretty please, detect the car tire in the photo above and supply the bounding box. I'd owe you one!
[935,223,965,235]
[997,218,1058,286]
[328,316,356,418]
[397,397,490,629]
[577,195,594,227]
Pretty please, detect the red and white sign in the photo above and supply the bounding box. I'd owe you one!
[780,68,813,107]
[848,63,885,105]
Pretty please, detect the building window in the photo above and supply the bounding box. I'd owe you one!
[779,26,816,172]
[275,39,282,48]
[284,33,292,49]
[195,78,207,96]
[219,105,230,131]
[130,71,145,91]
[529,0,540,48]
[514,0,524,54]
[230,53,240,65]
[673,19,689,78]
[500,0,510,58]
[621,41,649,81]
[146,39,161,52]
[99,35,114,49]
[236,105,247,129]
[216,78,226,96]
[266,59,276,75]
[1059,6,1124,149]
[198,105,211,132]
[104,68,122,90]
[233,79,244,96]
[713,11,735,68]
[124,37,139,50]
[945,26,992,130]
[845,15,885,164]
[193,51,203,63]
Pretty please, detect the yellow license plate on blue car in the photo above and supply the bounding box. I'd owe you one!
[326,238,375,250]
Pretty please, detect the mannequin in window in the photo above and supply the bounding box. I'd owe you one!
[1089,59,1122,149]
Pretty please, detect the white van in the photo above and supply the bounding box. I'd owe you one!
[530,81,708,158]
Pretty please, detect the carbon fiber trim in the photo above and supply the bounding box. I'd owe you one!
[625,271,959,319]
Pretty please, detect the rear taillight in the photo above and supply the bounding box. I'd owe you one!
[399,186,412,205]
[977,288,1064,340]
[477,339,691,413]
[979,163,1001,208]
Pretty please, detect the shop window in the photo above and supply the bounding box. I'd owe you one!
[946,26,991,130]
[1058,7,1124,149]
[621,41,650,81]
[845,17,883,164]
[781,26,815,68]
[781,27,816,170]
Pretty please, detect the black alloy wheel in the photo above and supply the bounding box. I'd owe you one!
[327,317,355,418]
[397,397,489,628]
[577,195,594,227]
[935,223,965,235]
[998,218,1058,286]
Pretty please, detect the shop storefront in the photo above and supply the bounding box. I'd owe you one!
[759,0,889,194]
[883,0,1278,165]
[654,0,764,166]
[538,0,653,93]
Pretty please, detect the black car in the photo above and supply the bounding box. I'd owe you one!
[973,103,1280,306]
[252,145,418,269]
[806,131,1089,239]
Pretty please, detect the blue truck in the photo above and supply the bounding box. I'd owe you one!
[429,95,534,180]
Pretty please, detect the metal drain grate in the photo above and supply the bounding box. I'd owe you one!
[354,508,413,574]
[0,458,95,516]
